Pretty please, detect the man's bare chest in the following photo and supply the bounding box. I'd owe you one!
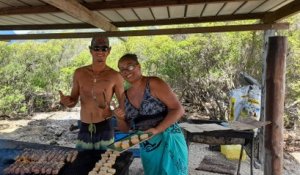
[78,72,114,95]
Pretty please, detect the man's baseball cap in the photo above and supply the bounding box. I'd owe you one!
[90,36,109,47]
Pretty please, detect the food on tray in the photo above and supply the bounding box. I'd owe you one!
[114,141,122,148]
[112,151,120,156]
[101,154,109,159]
[108,168,116,174]
[107,159,116,165]
[104,151,111,156]
[121,141,130,149]
[108,132,152,153]
[131,134,138,139]
[89,150,118,175]
[101,166,109,172]
[95,162,103,168]
[122,142,130,149]
[3,148,77,175]
[110,153,117,158]
[122,140,129,144]
[130,136,140,144]
[108,157,117,162]
[102,156,109,161]
[88,171,97,175]
[140,133,149,140]
[92,167,99,172]
[104,162,113,168]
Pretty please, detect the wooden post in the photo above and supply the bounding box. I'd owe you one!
[264,36,287,175]
[259,29,275,165]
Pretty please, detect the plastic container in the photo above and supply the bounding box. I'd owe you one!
[221,145,246,161]
[114,131,129,141]
[129,148,141,158]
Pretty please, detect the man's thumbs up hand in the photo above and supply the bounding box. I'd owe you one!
[58,90,70,107]
[58,91,77,108]
[59,90,64,97]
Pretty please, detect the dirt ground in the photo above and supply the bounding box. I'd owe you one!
[0,109,299,175]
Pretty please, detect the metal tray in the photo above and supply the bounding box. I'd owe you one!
[107,131,153,152]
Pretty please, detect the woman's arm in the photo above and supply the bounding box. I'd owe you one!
[113,92,130,132]
[114,106,130,132]
[147,77,184,135]
[113,73,130,132]
[114,73,125,108]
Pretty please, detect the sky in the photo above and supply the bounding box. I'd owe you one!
[0,30,15,35]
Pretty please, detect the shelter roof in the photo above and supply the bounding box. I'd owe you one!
[0,0,299,40]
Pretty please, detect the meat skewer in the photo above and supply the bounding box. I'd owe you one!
[4,148,80,175]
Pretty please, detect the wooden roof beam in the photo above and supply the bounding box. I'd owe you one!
[0,13,264,31]
[0,0,262,16]
[262,0,300,23]
[0,24,94,30]
[0,5,58,15]
[41,0,118,31]
[0,23,289,40]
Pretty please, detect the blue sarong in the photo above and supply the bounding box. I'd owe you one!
[140,124,188,175]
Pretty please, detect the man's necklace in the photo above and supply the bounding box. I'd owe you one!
[93,73,97,83]
[91,71,106,109]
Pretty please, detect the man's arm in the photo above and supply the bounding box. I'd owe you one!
[59,70,79,108]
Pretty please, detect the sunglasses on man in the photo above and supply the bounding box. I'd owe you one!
[89,46,110,52]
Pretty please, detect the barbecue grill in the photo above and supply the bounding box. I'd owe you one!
[0,139,133,175]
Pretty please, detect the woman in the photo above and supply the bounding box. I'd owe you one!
[114,53,188,175]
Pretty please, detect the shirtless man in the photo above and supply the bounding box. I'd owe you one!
[59,36,124,150]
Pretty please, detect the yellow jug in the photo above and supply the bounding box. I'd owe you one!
[221,145,247,161]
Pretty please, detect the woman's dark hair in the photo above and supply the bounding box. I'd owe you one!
[119,53,139,63]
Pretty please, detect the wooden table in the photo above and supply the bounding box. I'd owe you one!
[181,119,255,175]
